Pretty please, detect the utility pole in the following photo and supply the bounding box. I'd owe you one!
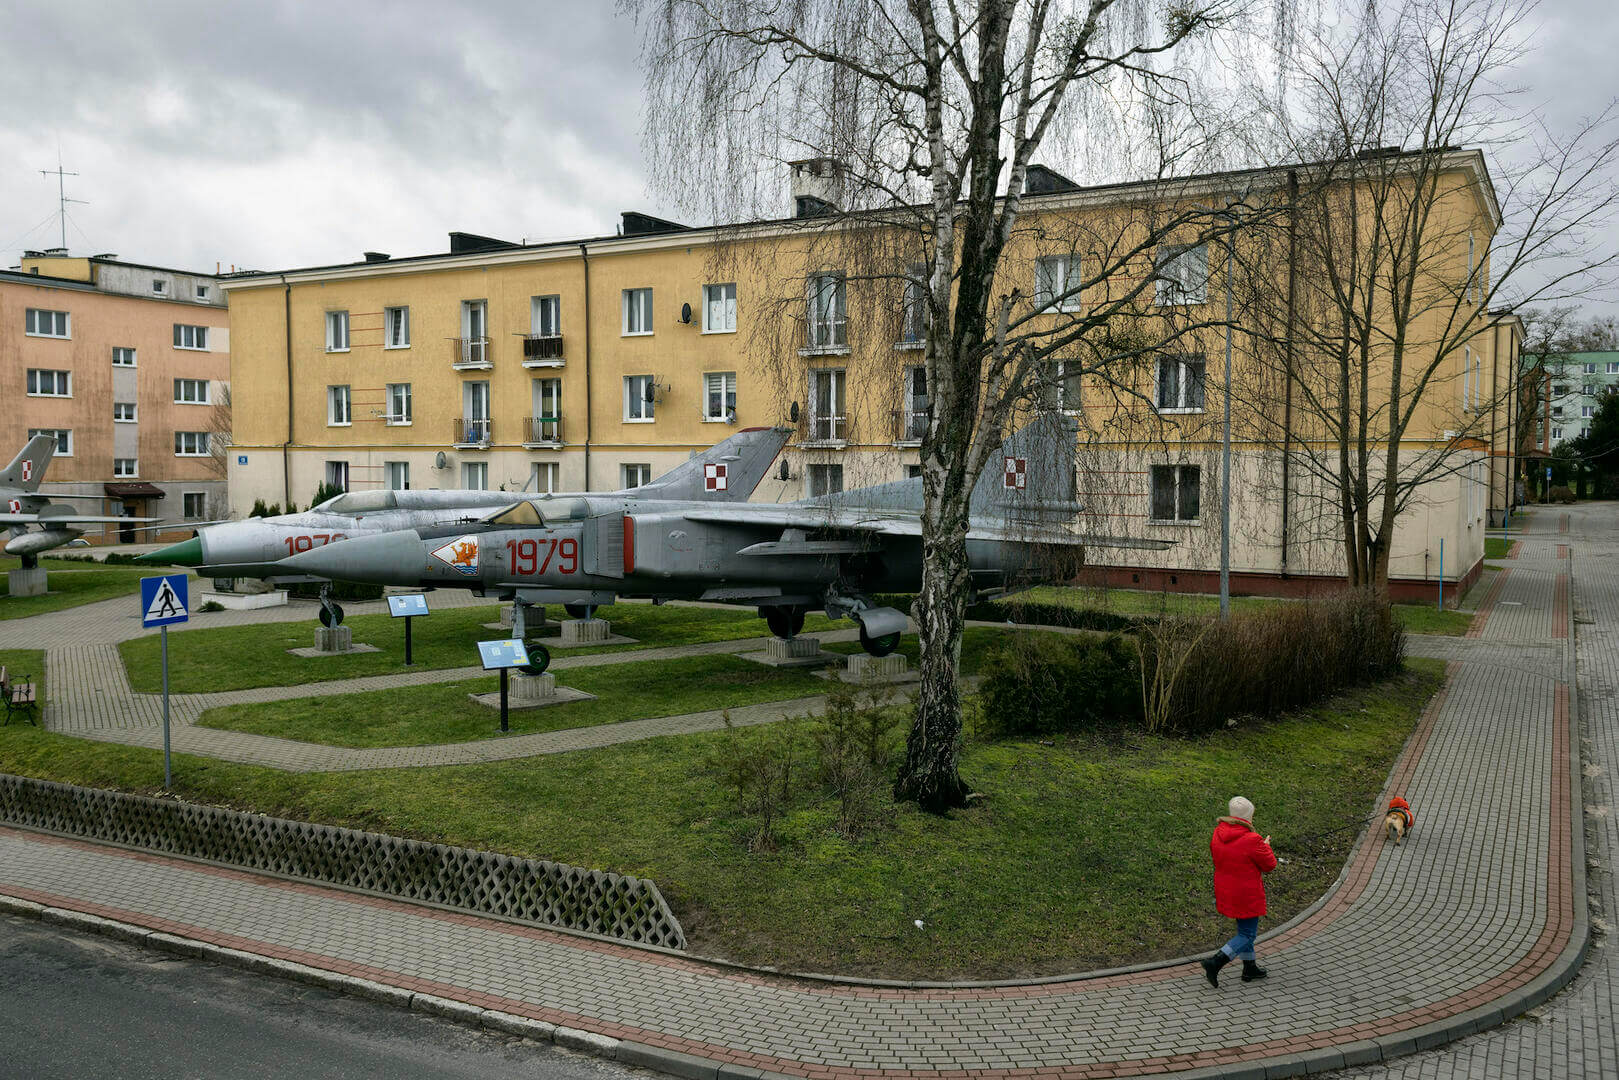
[38,161,85,250]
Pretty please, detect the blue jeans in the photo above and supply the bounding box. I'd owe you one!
[1220,916,1259,961]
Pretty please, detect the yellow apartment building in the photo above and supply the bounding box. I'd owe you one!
[2,252,232,539]
[222,151,1519,601]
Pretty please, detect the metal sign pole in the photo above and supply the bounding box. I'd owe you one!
[405,616,414,666]
[499,668,510,733]
[161,625,172,789]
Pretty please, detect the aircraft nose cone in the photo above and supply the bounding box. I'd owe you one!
[137,538,203,566]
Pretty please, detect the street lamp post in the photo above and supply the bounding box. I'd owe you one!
[1220,217,1235,620]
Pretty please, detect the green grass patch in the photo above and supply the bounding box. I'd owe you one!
[821,626,1022,675]
[0,654,1441,979]
[1005,585,1472,636]
[1393,604,1474,636]
[0,649,46,716]
[0,558,158,620]
[1484,536,1513,560]
[120,602,839,694]
[196,653,832,748]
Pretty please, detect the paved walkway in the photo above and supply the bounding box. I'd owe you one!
[0,505,1600,1078]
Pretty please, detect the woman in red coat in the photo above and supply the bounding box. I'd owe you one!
[1201,795,1277,987]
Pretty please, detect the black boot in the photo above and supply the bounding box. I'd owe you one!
[1241,960,1268,982]
[1201,951,1232,987]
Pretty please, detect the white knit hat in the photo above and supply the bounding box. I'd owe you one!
[1228,795,1255,820]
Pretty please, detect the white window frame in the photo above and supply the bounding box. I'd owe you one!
[703,371,737,422]
[458,461,485,490]
[621,463,653,488]
[26,369,71,397]
[1584,363,1598,374]
[1055,360,1083,414]
[624,374,656,422]
[1583,405,1595,418]
[809,368,847,442]
[29,429,72,456]
[1552,426,1564,441]
[1149,464,1202,524]
[113,402,138,423]
[1154,244,1209,306]
[113,458,138,478]
[174,324,209,350]
[111,346,137,367]
[531,461,560,494]
[806,273,848,350]
[325,461,349,491]
[702,283,737,334]
[327,385,352,426]
[622,288,653,336]
[1609,362,1619,375]
[807,463,844,497]
[386,382,412,425]
[384,306,410,349]
[899,268,928,347]
[531,294,561,337]
[195,284,210,302]
[385,461,410,491]
[325,310,350,353]
[152,278,168,296]
[1463,345,1472,411]
[173,378,210,405]
[1155,355,1207,413]
[182,492,207,519]
[900,364,928,442]
[1034,254,1081,312]
[25,308,69,338]
[174,431,209,457]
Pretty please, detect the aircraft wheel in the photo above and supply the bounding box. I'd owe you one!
[764,607,807,640]
[319,603,345,628]
[564,603,595,619]
[520,641,551,676]
[858,626,901,657]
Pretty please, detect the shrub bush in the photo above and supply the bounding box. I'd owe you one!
[873,592,1140,633]
[977,632,1141,737]
[1549,485,1577,504]
[1137,587,1404,734]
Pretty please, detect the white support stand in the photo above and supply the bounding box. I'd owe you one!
[314,626,353,653]
[560,619,611,646]
[7,568,47,597]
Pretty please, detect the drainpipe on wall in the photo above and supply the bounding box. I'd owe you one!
[281,276,293,508]
[1280,169,1299,575]
[579,243,592,491]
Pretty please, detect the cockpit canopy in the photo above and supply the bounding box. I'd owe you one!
[484,500,546,527]
[311,490,399,514]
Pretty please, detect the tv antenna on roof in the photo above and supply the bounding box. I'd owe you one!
[39,158,86,250]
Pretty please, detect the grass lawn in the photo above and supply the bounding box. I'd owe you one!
[822,626,1025,675]
[0,655,1441,979]
[0,557,157,620]
[120,602,840,694]
[197,653,834,747]
[0,650,46,720]
[1484,536,1513,560]
[1006,584,1473,636]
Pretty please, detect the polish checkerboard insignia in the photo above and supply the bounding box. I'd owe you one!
[1003,456,1027,489]
[20,460,31,482]
[7,499,19,514]
[704,463,729,491]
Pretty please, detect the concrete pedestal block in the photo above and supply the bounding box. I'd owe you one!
[511,672,557,701]
[766,636,822,661]
[201,590,287,610]
[846,652,910,680]
[560,619,611,646]
[314,626,353,653]
[6,568,48,597]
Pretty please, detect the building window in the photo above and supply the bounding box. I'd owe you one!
[809,368,847,442]
[195,284,210,302]
[1156,356,1206,412]
[462,381,490,443]
[113,402,137,423]
[1583,405,1595,418]
[532,378,562,442]
[1552,405,1564,417]
[1154,244,1209,306]
[327,385,351,425]
[152,278,168,295]
[1584,362,1598,374]
[531,294,561,337]
[624,374,656,421]
[384,306,410,349]
[905,464,923,479]
[386,382,412,424]
[1584,383,1595,395]
[1150,464,1202,522]
[1055,360,1083,413]
[703,283,737,333]
[113,458,138,478]
[531,461,560,493]
[899,267,927,346]
[26,369,71,397]
[622,463,653,488]
[1552,426,1564,441]
[900,365,928,441]
[325,311,350,352]
[1034,254,1081,312]
[704,372,737,422]
[112,346,137,367]
[807,463,844,497]
[807,273,847,349]
[183,492,207,518]
[385,461,410,491]
[1552,384,1569,396]
[1609,362,1619,375]
[174,431,209,456]
[173,378,210,404]
[174,324,209,350]
[29,429,72,456]
[25,308,69,338]
[324,461,349,491]
[622,288,653,335]
[458,300,489,365]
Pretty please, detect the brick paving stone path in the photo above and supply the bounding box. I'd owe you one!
[0,506,1602,1078]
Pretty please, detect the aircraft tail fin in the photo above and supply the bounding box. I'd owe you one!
[631,426,791,501]
[0,434,57,493]
[968,412,1080,520]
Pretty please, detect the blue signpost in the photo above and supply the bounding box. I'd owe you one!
[386,593,430,665]
[140,575,189,788]
[477,638,531,733]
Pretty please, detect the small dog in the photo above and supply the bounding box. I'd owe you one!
[1384,796,1415,845]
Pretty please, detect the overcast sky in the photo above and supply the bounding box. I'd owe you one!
[3,0,1616,301]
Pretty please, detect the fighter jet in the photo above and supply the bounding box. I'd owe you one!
[272,415,1172,667]
[0,435,162,565]
[137,425,793,625]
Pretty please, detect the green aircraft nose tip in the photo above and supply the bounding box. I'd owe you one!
[138,537,204,566]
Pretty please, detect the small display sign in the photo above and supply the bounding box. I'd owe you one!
[477,639,530,671]
[237,455,248,465]
[387,594,430,618]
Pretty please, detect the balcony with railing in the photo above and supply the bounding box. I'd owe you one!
[892,405,927,445]
[519,334,565,367]
[803,411,848,446]
[523,415,564,447]
[453,417,494,448]
[451,336,493,370]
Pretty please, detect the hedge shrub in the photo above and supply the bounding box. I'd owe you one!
[977,632,1141,736]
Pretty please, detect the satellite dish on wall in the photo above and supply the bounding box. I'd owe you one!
[681,302,693,324]
[789,401,800,423]
[434,451,447,470]
[778,460,791,482]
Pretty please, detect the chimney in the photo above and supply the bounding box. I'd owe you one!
[790,158,847,218]
[363,251,391,263]
[1023,164,1080,195]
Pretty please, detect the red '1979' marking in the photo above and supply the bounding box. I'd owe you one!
[283,533,346,556]
[506,538,577,576]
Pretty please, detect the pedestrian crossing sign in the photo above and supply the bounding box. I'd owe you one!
[140,575,190,628]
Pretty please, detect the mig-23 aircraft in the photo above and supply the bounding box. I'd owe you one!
[0,435,162,564]
[270,415,1172,669]
[137,425,793,625]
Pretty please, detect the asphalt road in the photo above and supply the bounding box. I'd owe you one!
[0,913,650,1080]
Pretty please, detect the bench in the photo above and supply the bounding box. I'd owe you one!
[1,665,37,726]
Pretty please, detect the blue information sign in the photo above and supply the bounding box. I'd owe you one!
[140,575,190,628]
[477,639,530,671]
[387,594,430,618]
[237,454,248,465]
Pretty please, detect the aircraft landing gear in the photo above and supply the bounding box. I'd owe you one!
[564,603,595,619]
[858,625,901,657]
[317,584,345,627]
[763,605,807,640]
[520,641,551,676]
